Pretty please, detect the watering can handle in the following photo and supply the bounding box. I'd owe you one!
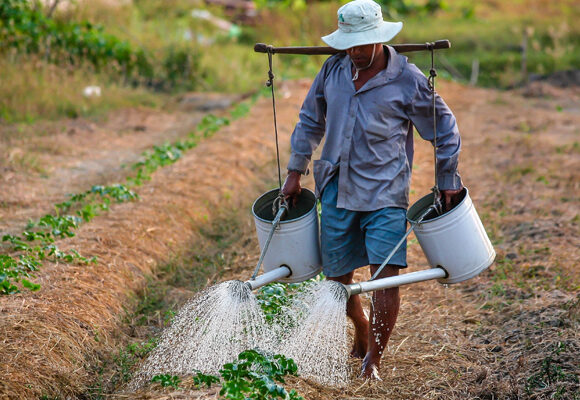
[254,40,451,55]
[250,205,288,280]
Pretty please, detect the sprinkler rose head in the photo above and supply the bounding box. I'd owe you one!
[327,281,349,302]
[227,280,253,302]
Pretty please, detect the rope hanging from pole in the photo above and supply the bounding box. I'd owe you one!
[266,47,283,194]
[427,42,443,215]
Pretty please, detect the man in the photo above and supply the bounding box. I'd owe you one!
[282,0,463,379]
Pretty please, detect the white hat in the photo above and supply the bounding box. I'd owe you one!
[322,0,402,50]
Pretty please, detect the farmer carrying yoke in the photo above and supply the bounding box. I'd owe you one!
[282,0,463,379]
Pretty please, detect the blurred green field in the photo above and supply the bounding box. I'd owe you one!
[1,0,578,123]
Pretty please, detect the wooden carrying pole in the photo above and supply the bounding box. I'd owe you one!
[254,40,450,55]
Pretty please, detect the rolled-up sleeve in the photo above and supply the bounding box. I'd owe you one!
[287,61,329,174]
[407,74,462,190]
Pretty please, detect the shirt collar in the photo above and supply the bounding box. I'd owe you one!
[339,45,406,93]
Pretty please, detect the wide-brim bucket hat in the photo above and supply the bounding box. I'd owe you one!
[322,0,402,50]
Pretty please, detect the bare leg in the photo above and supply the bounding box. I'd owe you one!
[327,272,369,358]
[361,264,400,379]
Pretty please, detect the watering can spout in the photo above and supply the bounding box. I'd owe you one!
[343,267,448,298]
[245,265,292,291]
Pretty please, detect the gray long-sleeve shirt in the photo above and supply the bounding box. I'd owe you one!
[287,45,462,211]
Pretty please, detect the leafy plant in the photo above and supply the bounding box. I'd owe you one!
[193,370,220,388]
[188,350,303,400]
[219,350,303,400]
[197,115,230,138]
[256,276,321,322]
[0,254,40,294]
[256,283,293,322]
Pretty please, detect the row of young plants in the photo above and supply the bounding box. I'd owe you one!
[0,101,255,295]
[94,340,303,399]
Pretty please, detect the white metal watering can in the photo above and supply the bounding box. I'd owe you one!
[246,187,495,297]
[248,188,322,289]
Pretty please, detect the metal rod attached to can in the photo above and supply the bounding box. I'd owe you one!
[370,205,436,280]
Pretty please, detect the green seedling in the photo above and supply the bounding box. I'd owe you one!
[151,374,181,389]
[230,103,251,119]
[192,370,220,388]
[197,115,230,138]
[114,339,158,384]
[0,254,41,294]
[257,277,320,323]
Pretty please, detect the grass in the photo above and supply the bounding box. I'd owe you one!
[400,1,580,87]
[0,57,161,124]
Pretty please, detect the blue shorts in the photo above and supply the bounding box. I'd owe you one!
[320,175,408,278]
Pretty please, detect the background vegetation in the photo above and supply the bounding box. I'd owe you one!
[1,0,578,123]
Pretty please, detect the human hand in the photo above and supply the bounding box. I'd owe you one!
[441,187,463,212]
[281,171,302,207]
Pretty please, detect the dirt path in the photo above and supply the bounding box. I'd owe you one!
[0,79,578,399]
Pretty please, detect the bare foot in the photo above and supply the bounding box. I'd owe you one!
[350,341,367,359]
[359,363,382,381]
[360,354,382,380]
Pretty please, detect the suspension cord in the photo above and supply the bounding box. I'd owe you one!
[427,43,443,215]
[267,47,283,192]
